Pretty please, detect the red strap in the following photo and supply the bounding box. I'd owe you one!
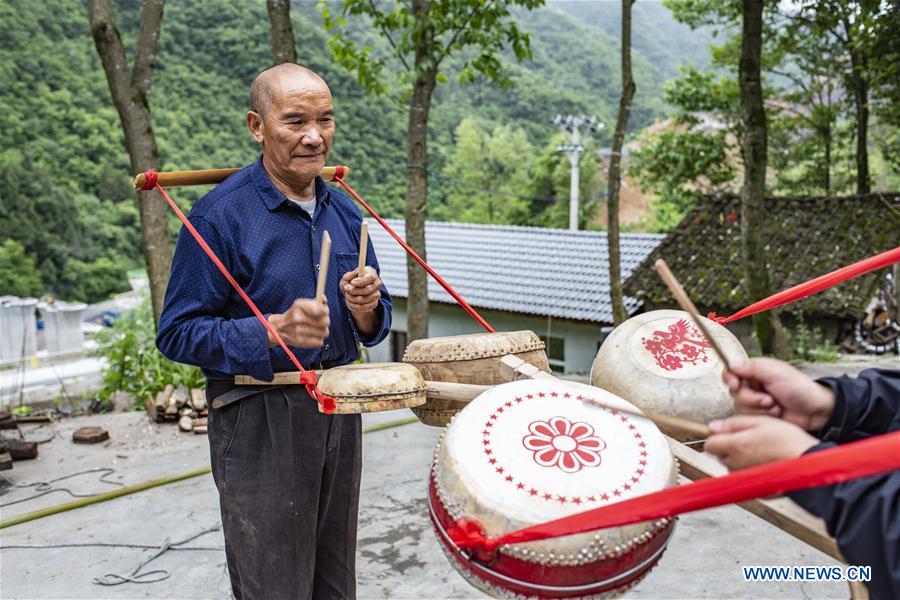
[452,431,900,555]
[709,247,900,324]
[332,176,495,334]
[141,170,335,414]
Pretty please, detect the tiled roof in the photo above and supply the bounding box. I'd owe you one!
[624,193,900,318]
[367,220,664,324]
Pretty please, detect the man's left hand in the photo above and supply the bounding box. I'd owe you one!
[340,266,382,337]
[341,266,382,314]
[705,415,819,471]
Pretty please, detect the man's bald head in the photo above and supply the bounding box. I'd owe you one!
[249,63,329,118]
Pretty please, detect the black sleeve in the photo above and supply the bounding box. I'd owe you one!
[815,369,900,443]
[787,441,900,600]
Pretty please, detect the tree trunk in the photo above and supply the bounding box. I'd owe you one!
[405,2,437,344]
[823,122,831,195]
[266,0,297,65]
[739,0,787,356]
[88,0,170,326]
[848,53,870,194]
[607,0,635,327]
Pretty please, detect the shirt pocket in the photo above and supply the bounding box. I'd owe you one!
[335,252,361,280]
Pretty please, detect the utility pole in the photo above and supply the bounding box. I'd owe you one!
[552,114,602,230]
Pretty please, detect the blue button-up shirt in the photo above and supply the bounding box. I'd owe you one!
[156,157,392,381]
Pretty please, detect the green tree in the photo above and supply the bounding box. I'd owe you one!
[607,0,636,326]
[87,0,171,324]
[321,0,542,342]
[628,122,735,231]
[524,135,601,230]
[0,240,43,298]
[437,118,533,224]
[740,0,787,356]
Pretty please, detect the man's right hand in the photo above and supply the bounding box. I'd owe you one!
[266,299,330,348]
[723,357,835,432]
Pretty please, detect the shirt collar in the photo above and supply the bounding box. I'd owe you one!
[252,156,331,213]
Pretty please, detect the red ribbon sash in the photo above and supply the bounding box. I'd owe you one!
[710,247,900,324]
[452,431,900,553]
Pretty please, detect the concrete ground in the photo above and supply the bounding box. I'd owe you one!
[2,357,895,599]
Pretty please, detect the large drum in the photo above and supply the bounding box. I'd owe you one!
[316,362,426,414]
[591,310,748,440]
[429,379,678,598]
[403,331,549,427]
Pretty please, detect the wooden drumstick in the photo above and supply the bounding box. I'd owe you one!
[315,231,332,304]
[358,221,368,277]
[653,259,732,373]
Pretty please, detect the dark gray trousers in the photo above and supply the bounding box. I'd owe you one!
[206,381,362,600]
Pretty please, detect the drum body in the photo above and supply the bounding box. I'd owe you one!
[403,331,549,427]
[429,379,678,598]
[316,362,426,414]
[591,310,748,440]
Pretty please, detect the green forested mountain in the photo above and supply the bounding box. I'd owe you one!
[0,0,712,302]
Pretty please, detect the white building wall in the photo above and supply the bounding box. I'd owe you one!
[369,300,607,375]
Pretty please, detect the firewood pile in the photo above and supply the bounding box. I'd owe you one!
[145,385,208,434]
[0,408,41,471]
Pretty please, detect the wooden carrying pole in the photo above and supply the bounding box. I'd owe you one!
[133,165,350,190]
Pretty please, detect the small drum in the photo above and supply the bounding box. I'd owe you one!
[429,379,678,598]
[403,331,549,427]
[316,362,426,414]
[591,310,748,440]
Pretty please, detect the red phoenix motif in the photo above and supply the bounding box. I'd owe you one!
[522,416,606,474]
[641,318,712,371]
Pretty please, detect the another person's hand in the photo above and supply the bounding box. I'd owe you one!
[705,415,819,471]
[723,358,835,432]
[266,299,330,348]
[340,266,382,316]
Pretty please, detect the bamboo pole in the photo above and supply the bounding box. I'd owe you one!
[133,165,349,190]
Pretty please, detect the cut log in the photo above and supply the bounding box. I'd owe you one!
[0,439,38,460]
[0,452,11,471]
[144,395,155,420]
[190,388,207,411]
[180,407,193,417]
[155,384,175,413]
[73,426,109,444]
[191,417,207,429]
[178,415,193,432]
[14,414,52,423]
[172,386,189,408]
[193,425,208,435]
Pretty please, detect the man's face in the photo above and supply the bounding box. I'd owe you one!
[248,74,334,191]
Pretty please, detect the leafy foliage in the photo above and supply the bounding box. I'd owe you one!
[628,122,735,231]
[784,311,840,363]
[0,239,43,298]
[91,296,204,406]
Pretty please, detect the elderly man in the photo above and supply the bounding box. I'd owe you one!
[157,63,391,599]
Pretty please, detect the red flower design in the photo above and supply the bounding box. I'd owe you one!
[522,416,606,474]
[641,318,711,371]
